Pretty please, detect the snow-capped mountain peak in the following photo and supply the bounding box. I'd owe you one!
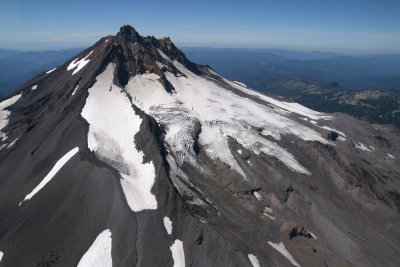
[0,25,399,267]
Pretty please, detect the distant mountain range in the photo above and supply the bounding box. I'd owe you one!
[182,47,400,91]
[0,48,83,97]
[1,47,399,128]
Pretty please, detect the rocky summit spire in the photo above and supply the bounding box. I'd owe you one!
[116,24,142,43]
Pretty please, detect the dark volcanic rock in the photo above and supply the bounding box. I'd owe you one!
[327,131,339,141]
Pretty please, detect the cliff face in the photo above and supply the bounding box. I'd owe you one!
[0,25,399,267]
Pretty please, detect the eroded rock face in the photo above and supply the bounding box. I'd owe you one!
[0,25,399,267]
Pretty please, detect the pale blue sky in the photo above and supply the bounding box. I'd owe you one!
[0,0,399,54]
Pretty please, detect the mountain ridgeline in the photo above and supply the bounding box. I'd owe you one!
[0,25,399,267]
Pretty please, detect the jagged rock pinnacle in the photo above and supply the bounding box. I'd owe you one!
[116,25,142,43]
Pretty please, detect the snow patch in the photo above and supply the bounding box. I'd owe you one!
[0,251,3,262]
[237,149,242,154]
[170,239,185,267]
[309,231,317,240]
[268,241,301,267]
[78,229,112,267]
[248,254,261,267]
[319,125,346,137]
[31,85,38,90]
[233,80,247,88]
[46,67,57,74]
[157,48,172,62]
[20,147,79,204]
[163,216,172,235]
[81,64,157,212]
[254,191,262,201]
[7,138,17,149]
[156,61,166,69]
[67,50,93,75]
[263,207,273,213]
[263,213,276,220]
[263,207,276,220]
[0,143,7,151]
[0,94,22,141]
[355,142,372,152]
[72,85,79,96]
[387,153,395,159]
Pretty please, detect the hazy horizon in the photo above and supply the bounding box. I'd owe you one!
[2,45,400,57]
[1,0,399,54]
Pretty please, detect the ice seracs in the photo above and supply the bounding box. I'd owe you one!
[248,254,261,267]
[68,50,93,75]
[81,63,157,212]
[20,147,79,204]
[268,241,301,267]
[78,229,112,267]
[170,239,185,267]
[125,55,334,178]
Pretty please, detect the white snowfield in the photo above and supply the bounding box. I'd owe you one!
[81,63,158,212]
[46,67,57,74]
[68,51,93,75]
[78,229,112,267]
[163,216,173,235]
[248,254,261,267]
[31,85,38,90]
[21,147,79,204]
[268,241,301,267]
[219,72,332,121]
[0,94,21,141]
[125,51,332,178]
[0,251,3,262]
[170,239,185,267]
